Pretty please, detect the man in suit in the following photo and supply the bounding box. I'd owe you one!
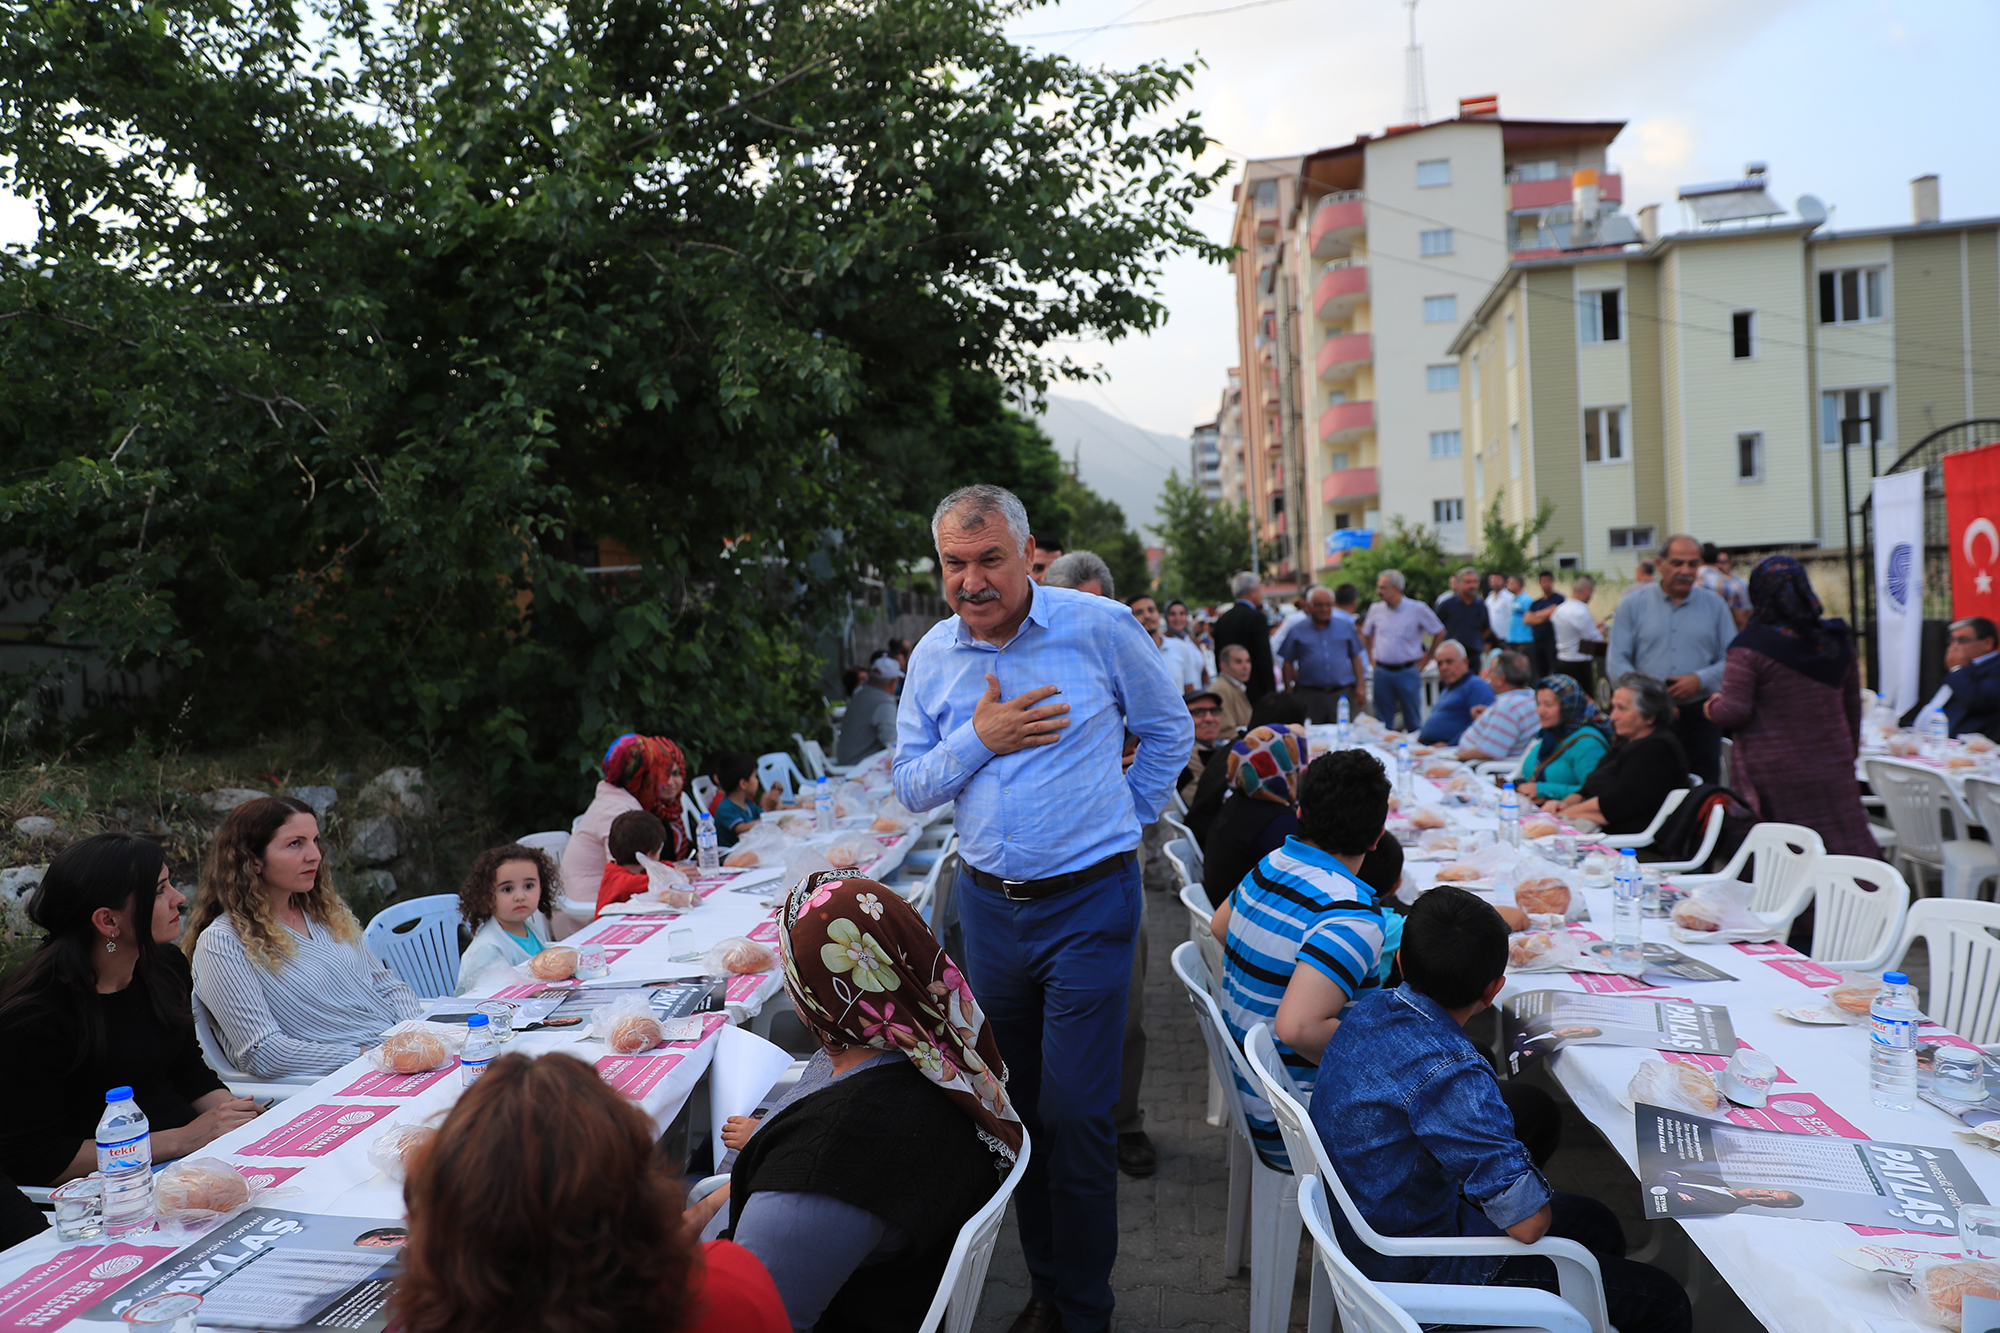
[1943,617,2000,739]
[1212,570,1275,704]
[1654,1171,1804,1217]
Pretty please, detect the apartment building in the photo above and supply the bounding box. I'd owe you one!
[1227,97,1626,583]
[1189,420,1223,501]
[1215,369,1246,508]
[1450,172,2000,573]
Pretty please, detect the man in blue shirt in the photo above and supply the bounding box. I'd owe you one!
[1278,585,1368,722]
[1417,639,1496,745]
[1310,887,1691,1333]
[895,485,1191,1333]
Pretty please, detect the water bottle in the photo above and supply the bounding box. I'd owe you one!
[1335,695,1351,748]
[462,1014,498,1088]
[814,776,835,833]
[1498,782,1520,846]
[1920,707,1949,762]
[96,1087,153,1237]
[1869,971,1921,1110]
[1612,850,1644,972]
[695,811,719,873]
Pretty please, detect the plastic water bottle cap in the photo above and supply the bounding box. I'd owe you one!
[1619,848,1637,858]
[467,1014,490,1028]
[1883,971,1909,986]
[105,1086,133,1103]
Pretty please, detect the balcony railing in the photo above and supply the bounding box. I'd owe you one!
[1317,399,1374,446]
[1316,332,1371,382]
[1313,263,1367,323]
[1509,172,1623,211]
[1310,191,1366,259]
[1320,466,1378,505]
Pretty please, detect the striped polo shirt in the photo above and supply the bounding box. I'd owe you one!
[1220,835,1400,1169]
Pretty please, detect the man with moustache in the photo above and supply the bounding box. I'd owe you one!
[895,485,1191,1333]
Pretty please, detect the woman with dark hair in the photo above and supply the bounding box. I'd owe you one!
[1514,674,1611,803]
[454,843,560,995]
[0,834,260,1186]
[1704,556,1876,855]
[686,871,1016,1332]
[394,1050,786,1333]
[187,796,419,1078]
[1199,724,1308,908]
[1541,674,1690,835]
[559,734,692,907]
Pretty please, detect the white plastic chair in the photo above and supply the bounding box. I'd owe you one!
[1637,798,1728,875]
[758,751,811,803]
[1673,822,1825,933]
[891,832,958,914]
[1163,839,1196,892]
[1805,854,1914,969]
[1473,756,1524,781]
[923,850,961,936]
[517,829,591,918]
[193,998,316,1102]
[1867,898,2000,1044]
[1956,776,2000,899]
[795,732,860,781]
[1864,758,2000,899]
[1243,1025,1609,1333]
[690,774,718,809]
[1161,812,1204,881]
[363,894,464,998]
[916,1129,1033,1333]
[1170,942,1280,1328]
[1179,883,1227,1126]
[1595,787,1688,851]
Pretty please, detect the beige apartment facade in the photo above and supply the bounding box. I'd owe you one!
[1451,192,2000,573]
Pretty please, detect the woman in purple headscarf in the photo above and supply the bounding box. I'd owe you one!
[1704,555,1877,856]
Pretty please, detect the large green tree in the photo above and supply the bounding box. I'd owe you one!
[1152,469,1257,606]
[1056,467,1150,600]
[0,0,1224,822]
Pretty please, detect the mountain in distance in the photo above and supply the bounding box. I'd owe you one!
[1035,394,1189,539]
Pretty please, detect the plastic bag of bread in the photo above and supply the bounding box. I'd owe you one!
[1965,733,1998,754]
[871,797,916,834]
[1826,973,1886,1024]
[823,840,864,869]
[783,843,836,887]
[735,823,793,859]
[1416,828,1460,855]
[705,935,777,976]
[833,781,873,820]
[722,848,760,868]
[1445,768,1486,800]
[1408,804,1450,830]
[154,1157,254,1230]
[1513,876,1574,919]
[1505,929,1589,973]
[1421,759,1461,780]
[635,851,698,908]
[1899,1258,2000,1331]
[1434,862,1483,883]
[1627,1059,1724,1116]
[1886,732,1922,757]
[1520,817,1561,840]
[526,945,580,981]
[367,1121,438,1183]
[366,1023,455,1075]
[1668,881,1775,943]
[589,992,664,1054]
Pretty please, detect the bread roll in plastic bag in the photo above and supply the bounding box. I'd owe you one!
[368,1121,438,1183]
[871,797,915,833]
[525,945,579,981]
[1627,1058,1724,1115]
[705,935,777,976]
[366,1023,456,1075]
[784,844,836,886]
[1505,929,1587,973]
[833,781,873,820]
[590,992,664,1054]
[1895,1258,2000,1331]
[1669,881,1764,935]
[154,1157,253,1231]
[636,851,698,908]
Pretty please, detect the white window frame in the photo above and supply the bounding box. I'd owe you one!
[1578,288,1623,345]
[1820,387,1890,449]
[1421,228,1455,257]
[1583,406,1627,464]
[1731,310,1757,360]
[1509,422,1521,477]
[1425,363,1459,393]
[1416,159,1451,189]
[1429,430,1462,459]
[1423,294,1458,323]
[1470,353,1481,401]
[1503,311,1517,366]
[1433,498,1464,525]
[1607,525,1657,551]
[1736,431,1765,483]
[1818,266,1886,324]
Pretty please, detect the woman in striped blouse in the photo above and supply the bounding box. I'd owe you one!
[186,796,419,1078]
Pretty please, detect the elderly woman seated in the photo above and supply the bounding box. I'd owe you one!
[686,870,1017,1332]
[1540,673,1690,835]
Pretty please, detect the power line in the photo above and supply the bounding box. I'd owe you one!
[1011,0,1299,41]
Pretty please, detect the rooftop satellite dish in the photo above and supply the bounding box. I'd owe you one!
[1797,194,1828,226]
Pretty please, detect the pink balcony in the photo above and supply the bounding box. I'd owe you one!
[1310,195,1365,258]
[1509,173,1623,210]
[1313,264,1367,322]
[1321,467,1378,505]
[1318,399,1374,446]
[1316,332,1371,382]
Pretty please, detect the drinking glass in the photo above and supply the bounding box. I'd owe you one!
[1720,1049,1777,1107]
[1959,1203,2000,1262]
[476,1001,517,1043]
[50,1175,103,1242]
[1933,1046,1988,1102]
[120,1293,203,1332]
[576,941,609,979]
[670,928,701,962]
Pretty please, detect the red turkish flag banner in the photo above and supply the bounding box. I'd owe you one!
[1943,441,2000,622]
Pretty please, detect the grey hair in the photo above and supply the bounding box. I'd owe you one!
[1219,642,1250,664]
[932,485,1030,554]
[1434,638,1466,660]
[1305,583,1333,602]
[1230,570,1261,598]
[1657,533,1700,558]
[1492,649,1535,688]
[1377,569,1406,591]
[1571,576,1596,595]
[1043,550,1115,599]
[1456,565,1478,580]
[1613,672,1675,728]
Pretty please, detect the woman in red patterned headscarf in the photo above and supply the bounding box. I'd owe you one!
[559,734,690,919]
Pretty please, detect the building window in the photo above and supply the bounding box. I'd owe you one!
[1420,228,1455,256]
[1327,389,1347,406]
[1818,267,1884,323]
[1269,493,1285,518]
[1330,452,1350,471]
[1737,432,1765,482]
[1426,364,1459,392]
[1731,311,1756,359]
[1607,526,1657,551]
[1509,422,1521,477]
[1504,311,1517,366]
[1557,554,1581,570]
[1333,511,1353,530]
[1821,388,1887,448]
[1579,288,1622,344]
[1470,353,1481,400]
[1512,159,1561,181]
[1433,498,1464,525]
[1429,430,1462,458]
[1417,159,1451,188]
[1423,295,1458,323]
[1583,406,1627,463]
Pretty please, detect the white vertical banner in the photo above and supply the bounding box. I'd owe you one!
[1873,469,1927,717]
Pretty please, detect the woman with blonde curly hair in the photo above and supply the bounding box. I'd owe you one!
[187,795,419,1077]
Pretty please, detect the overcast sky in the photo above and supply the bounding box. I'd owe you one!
[1008,0,2000,442]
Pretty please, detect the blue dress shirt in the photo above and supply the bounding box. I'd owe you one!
[894,583,1194,879]
[1277,617,1367,688]
[1417,675,1496,745]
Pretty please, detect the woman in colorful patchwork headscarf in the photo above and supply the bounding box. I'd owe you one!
[558,734,690,922]
[1198,723,1308,907]
[701,870,1015,1332]
[1516,673,1613,803]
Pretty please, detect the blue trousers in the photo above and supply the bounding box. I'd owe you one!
[1374,664,1425,732]
[956,858,1140,1332]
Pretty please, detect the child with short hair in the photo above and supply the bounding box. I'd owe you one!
[596,810,668,916]
[455,844,560,994]
[708,752,780,848]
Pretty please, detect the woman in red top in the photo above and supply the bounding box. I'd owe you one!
[393,1050,786,1333]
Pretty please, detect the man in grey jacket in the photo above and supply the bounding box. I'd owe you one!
[1607,534,1736,783]
[835,657,902,765]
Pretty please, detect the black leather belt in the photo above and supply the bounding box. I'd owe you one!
[1378,660,1418,671]
[966,851,1135,903]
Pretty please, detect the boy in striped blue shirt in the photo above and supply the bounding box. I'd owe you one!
[1211,749,1400,1168]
